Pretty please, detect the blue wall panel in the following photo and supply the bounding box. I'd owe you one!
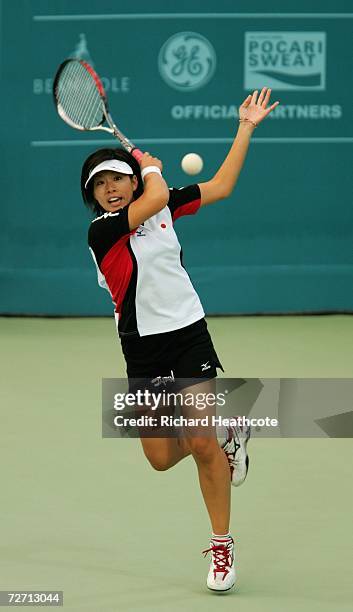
[0,0,352,314]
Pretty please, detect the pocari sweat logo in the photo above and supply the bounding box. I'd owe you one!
[158,32,216,91]
[244,32,326,91]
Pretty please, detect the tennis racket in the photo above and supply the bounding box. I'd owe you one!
[53,59,144,162]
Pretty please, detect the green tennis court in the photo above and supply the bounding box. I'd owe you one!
[1,315,352,611]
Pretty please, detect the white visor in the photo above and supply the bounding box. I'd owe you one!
[84,159,133,189]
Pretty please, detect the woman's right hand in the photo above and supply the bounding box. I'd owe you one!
[139,152,163,173]
[128,152,169,230]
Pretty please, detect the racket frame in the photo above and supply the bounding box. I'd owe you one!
[53,59,143,162]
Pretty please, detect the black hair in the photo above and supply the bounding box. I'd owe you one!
[81,147,144,215]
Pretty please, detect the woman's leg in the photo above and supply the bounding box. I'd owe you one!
[137,377,231,533]
[181,379,231,535]
[137,394,191,470]
[140,435,191,471]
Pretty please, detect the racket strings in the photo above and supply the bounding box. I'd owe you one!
[64,64,102,127]
[56,61,104,129]
[61,63,101,127]
[62,64,88,119]
[74,66,101,126]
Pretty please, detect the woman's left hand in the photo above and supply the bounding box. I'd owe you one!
[239,87,279,126]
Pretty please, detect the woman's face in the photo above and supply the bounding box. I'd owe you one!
[93,170,138,213]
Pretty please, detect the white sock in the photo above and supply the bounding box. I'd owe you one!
[212,532,232,541]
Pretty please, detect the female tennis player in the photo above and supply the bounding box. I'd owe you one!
[81,88,279,592]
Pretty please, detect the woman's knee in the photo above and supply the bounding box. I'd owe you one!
[143,449,173,471]
[186,437,218,462]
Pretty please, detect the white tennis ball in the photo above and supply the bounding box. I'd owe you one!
[181,153,203,175]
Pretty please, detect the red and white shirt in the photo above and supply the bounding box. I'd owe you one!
[88,184,205,337]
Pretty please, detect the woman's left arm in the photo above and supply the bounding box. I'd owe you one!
[199,87,279,206]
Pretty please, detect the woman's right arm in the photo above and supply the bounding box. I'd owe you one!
[128,153,169,230]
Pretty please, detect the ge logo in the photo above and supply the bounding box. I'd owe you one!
[158,31,216,91]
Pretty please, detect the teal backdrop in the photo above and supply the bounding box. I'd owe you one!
[1,0,352,315]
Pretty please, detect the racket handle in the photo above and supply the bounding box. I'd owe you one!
[131,148,144,163]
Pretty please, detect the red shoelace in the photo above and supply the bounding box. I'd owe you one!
[202,538,234,580]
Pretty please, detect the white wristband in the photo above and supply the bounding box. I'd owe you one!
[141,166,162,181]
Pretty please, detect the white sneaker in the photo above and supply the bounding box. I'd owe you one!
[202,536,236,592]
[222,424,251,487]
